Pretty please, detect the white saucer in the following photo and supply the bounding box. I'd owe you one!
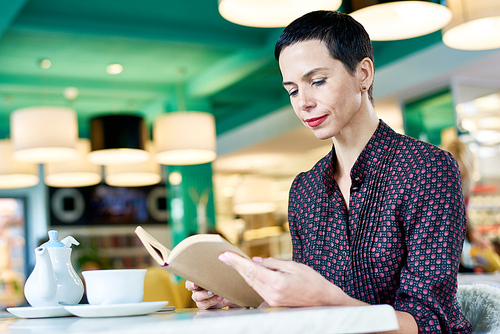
[6,306,72,318]
[64,301,169,318]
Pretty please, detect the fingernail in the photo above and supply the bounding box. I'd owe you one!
[217,296,222,301]
[252,256,263,263]
[207,291,213,296]
[218,253,232,266]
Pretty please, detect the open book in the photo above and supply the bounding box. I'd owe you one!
[135,226,264,308]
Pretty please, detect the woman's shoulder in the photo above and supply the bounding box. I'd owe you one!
[291,149,332,185]
[390,131,457,168]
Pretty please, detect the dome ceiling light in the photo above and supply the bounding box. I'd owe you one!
[45,139,102,188]
[232,177,277,215]
[218,0,342,28]
[153,111,216,166]
[443,0,500,50]
[105,141,161,187]
[10,106,79,163]
[88,114,150,166]
[0,140,39,189]
[350,0,452,41]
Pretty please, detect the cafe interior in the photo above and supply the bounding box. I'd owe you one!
[0,0,500,328]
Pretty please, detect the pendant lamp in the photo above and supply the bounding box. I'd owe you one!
[10,106,78,163]
[44,139,102,188]
[0,140,39,189]
[232,177,277,215]
[218,0,342,28]
[154,111,216,166]
[88,114,150,166]
[349,0,452,41]
[442,0,500,50]
[105,141,161,187]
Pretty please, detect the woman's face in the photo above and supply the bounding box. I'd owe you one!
[279,40,364,140]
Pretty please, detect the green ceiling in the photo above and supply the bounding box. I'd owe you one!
[403,89,455,146]
[0,0,443,139]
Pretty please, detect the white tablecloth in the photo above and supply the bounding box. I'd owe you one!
[1,305,398,334]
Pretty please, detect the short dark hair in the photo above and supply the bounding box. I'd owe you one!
[275,10,374,103]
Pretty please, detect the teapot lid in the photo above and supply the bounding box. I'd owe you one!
[40,230,65,248]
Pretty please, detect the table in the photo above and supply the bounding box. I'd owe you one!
[0,305,398,334]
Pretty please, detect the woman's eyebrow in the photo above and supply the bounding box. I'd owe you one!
[282,67,329,87]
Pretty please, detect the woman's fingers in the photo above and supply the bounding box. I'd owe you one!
[185,280,202,291]
[218,252,346,307]
[219,252,295,307]
[258,256,295,273]
[186,280,221,309]
[185,279,241,309]
[191,289,224,309]
[192,289,220,302]
[219,252,281,295]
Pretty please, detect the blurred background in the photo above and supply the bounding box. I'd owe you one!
[1,0,500,308]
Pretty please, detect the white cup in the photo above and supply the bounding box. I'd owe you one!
[82,269,147,305]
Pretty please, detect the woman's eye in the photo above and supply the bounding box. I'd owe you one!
[288,89,298,97]
[313,79,326,86]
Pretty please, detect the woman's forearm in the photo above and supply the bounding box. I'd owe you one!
[386,311,418,334]
[340,295,417,334]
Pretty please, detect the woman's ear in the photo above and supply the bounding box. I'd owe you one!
[358,57,374,91]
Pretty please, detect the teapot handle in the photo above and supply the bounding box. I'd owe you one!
[61,236,79,248]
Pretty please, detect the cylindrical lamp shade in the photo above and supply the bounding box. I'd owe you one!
[10,106,78,163]
[350,1,452,41]
[45,139,102,188]
[154,111,216,166]
[88,115,150,166]
[233,178,277,215]
[105,141,161,187]
[218,0,341,27]
[0,140,39,189]
[443,0,500,50]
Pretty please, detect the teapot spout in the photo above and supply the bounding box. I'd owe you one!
[34,247,57,301]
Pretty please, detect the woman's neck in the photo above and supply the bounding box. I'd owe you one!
[332,106,379,178]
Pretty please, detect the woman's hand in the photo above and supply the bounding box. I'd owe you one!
[217,253,418,334]
[218,252,357,307]
[185,280,241,310]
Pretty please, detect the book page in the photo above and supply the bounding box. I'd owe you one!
[136,227,263,307]
[167,235,263,308]
[168,234,248,262]
[135,226,171,266]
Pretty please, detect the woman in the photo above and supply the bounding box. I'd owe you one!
[187,11,472,334]
[441,137,495,271]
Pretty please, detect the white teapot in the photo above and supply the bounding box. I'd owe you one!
[24,230,84,307]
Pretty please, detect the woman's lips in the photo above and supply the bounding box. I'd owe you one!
[305,115,327,127]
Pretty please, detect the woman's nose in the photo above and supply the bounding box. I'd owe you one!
[298,90,315,110]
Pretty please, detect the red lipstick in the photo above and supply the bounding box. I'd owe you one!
[305,115,327,127]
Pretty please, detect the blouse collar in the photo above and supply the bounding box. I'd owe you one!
[322,120,396,192]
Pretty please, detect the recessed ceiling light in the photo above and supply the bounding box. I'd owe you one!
[63,87,79,101]
[168,171,182,186]
[106,63,123,75]
[39,59,51,69]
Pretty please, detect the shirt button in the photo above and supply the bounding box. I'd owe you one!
[354,176,360,182]
[351,186,359,191]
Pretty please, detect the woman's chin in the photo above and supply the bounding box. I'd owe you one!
[309,129,334,141]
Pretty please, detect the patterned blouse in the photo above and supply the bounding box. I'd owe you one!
[288,120,472,333]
